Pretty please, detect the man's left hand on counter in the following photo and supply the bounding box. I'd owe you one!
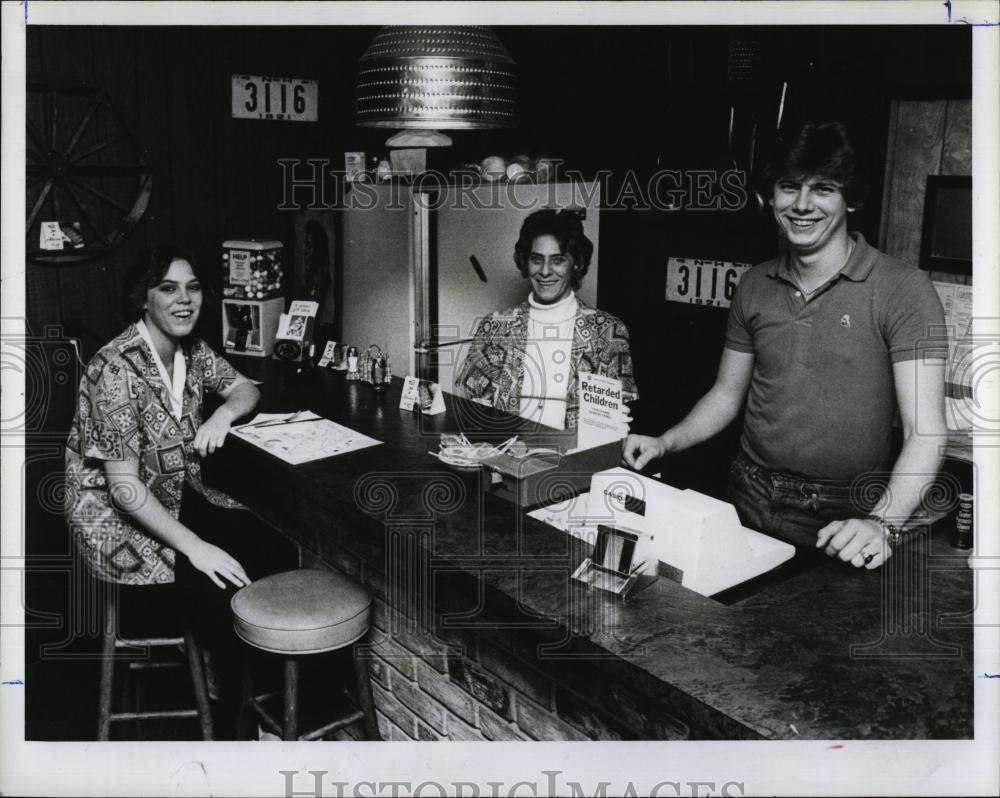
[816,518,892,569]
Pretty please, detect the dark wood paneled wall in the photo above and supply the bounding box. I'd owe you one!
[27,24,728,357]
[25,26,381,357]
[880,99,972,285]
[25,24,972,374]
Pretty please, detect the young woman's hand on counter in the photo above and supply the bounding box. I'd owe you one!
[194,379,260,457]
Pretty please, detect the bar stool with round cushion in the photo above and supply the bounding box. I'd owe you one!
[97,586,215,741]
[231,568,380,741]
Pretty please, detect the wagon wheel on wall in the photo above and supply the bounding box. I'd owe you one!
[26,81,153,264]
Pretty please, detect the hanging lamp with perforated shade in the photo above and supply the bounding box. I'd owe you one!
[355,26,517,133]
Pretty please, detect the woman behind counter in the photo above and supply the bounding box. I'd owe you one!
[456,209,638,430]
[64,244,291,734]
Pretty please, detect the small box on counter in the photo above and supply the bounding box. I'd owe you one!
[272,300,319,363]
[222,239,284,300]
[481,439,622,510]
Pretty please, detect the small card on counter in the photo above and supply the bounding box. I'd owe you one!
[400,376,446,415]
[576,372,629,451]
[276,313,308,341]
[288,300,319,318]
[276,300,319,341]
[318,340,346,369]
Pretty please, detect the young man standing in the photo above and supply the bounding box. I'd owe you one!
[624,122,948,569]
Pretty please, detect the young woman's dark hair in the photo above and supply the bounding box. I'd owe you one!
[513,208,594,289]
[122,244,212,322]
[763,121,866,209]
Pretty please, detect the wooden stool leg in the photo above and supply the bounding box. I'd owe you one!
[97,608,116,741]
[114,657,132,740]
[283,657,299,741]
[353,648,380,741]
[134,666,146,740]
[236,658,254,741]
[183,629,216,741]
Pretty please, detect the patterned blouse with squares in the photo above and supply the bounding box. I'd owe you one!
[65,324,245,585]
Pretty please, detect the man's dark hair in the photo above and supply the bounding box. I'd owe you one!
[513,208,594,289]
[123,244,212,322]
[764,121,865,209]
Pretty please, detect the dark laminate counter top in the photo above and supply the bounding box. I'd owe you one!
[210,365,973,740]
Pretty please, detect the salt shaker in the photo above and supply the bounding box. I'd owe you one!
[346,346,360,380]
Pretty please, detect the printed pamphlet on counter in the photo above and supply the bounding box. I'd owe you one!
[576,372,629,450]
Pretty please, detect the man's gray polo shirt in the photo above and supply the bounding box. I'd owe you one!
[725,233,946,481]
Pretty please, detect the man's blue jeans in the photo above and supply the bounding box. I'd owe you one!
[726,452,875,548]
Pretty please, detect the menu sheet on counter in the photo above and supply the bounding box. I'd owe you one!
[230,411,382,465]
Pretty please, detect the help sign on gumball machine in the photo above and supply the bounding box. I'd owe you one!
[221,239,285,356]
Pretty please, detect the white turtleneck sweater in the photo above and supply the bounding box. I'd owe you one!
[518,292,578,429]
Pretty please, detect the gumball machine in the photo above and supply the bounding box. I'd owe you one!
[221,239,285,356]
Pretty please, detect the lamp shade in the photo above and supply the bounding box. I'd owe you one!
[356,26,516,130]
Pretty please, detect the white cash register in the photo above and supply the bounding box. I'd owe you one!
[571,468,796,597]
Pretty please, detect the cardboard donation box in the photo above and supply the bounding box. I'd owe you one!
[482,440,622,509]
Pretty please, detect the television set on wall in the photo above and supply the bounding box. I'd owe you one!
[919,175,972,275]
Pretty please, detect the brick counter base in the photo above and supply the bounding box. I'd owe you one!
[300,547,704,742]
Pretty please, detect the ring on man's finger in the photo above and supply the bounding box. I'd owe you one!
[863,553,875,565]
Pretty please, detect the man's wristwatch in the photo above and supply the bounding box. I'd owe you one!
[866,514,904,545]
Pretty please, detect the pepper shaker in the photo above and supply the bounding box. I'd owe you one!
[365,344,392,393]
